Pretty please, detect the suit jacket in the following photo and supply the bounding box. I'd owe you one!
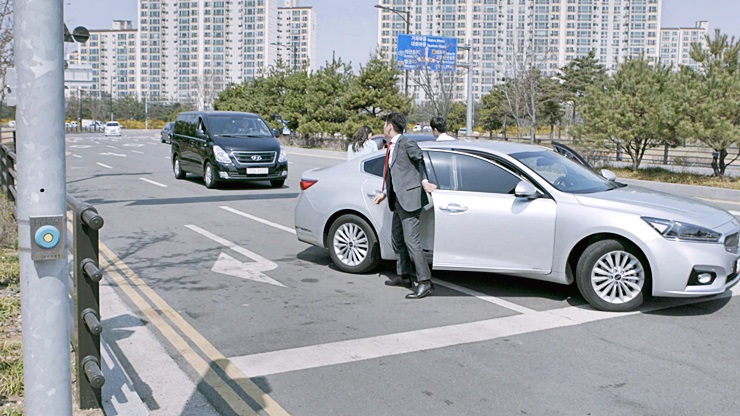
[387,135,429,212]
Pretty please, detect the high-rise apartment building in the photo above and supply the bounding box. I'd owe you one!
[74,1,319,107]
[137,0,280,106]
[377,0,662,102]
[76,20,139,99]
[660,21,708,71]
[278,0,318,71]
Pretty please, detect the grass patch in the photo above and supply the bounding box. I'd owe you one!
[0,196,21,414]
[607,166,740,190]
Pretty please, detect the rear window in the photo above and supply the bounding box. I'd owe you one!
[106,122,120,127]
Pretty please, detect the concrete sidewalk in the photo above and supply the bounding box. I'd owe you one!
[100,279,218,416]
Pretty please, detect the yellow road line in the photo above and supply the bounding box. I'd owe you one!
[99,243,290,416]
[700,197,740,206]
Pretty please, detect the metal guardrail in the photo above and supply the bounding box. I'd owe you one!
[0,132,17,203]
[66,195,106,409]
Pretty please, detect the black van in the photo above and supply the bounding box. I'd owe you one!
[171,111,288,188]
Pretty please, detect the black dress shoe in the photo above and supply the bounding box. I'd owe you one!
[406,280,434,299]
[385,276,412,288]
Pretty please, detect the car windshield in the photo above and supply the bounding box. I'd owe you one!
[207,115,272,137]
[106,122,120,127]
[511,150,622,194]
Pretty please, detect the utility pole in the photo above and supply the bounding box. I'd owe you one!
[144,93,148,129]
[374,4,411,97]
[15,0,73,413]
[465,41,473,140]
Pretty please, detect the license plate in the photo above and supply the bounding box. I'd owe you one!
[247,168,268,175]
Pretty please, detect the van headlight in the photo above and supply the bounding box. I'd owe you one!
[213,145,232,164]
[278,147,288,163]
[642,217,721,243]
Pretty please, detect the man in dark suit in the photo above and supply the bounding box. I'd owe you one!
[373,113,437,299]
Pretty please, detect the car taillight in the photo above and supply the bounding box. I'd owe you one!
[300,179,317,191]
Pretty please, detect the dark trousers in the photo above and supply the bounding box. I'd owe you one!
[391,200,431,282]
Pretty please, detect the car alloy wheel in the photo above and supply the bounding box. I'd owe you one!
[204,162,218,189]
[576,239,648,312]
[327,214,380,273]
[173,156,186,179]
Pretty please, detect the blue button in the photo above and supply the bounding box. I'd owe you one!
[35,225,60,249]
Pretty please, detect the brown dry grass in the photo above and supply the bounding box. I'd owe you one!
[607,167,740,190]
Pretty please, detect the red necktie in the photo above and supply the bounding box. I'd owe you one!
[382,141,393,192]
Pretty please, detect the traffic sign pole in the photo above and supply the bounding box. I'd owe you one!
[15,0,73,414]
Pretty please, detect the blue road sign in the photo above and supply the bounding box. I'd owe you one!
[397,34,458,72]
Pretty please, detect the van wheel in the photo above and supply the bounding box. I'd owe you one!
[173,155,186,179]
[204,162,218,189]
[575,239,648,312]
[327,214,380,273]
[270,180,285,188]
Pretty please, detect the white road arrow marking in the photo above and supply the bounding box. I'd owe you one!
[211,253,285,287]
[100,152,127,157]
[185,224,284,287]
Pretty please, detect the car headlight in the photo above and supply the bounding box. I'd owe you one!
[642,217,721,243]
[213,145,232,164]
[278,147,288,163]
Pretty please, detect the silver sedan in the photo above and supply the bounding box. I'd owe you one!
[294,141,740,311]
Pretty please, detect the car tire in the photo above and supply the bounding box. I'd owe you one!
[173,155,186,179]
[327,214,380,274]
[575,239,649,312]
[270,179,285,188]
[203,162,218,189]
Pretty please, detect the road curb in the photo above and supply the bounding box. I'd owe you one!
[620,178,740,202]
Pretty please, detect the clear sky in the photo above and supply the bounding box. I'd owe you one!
[64,0,740,68]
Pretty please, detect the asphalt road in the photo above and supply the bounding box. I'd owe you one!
[66,130,740,416]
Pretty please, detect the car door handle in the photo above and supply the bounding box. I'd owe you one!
[439,203,468,213]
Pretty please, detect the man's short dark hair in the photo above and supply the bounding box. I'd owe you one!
[384,112,407,135]
[430,117,447,133]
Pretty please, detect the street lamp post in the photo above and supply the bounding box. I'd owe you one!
[374,4,410,97]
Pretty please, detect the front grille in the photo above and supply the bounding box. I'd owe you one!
[725,232,739,254]
[232,151,276,165]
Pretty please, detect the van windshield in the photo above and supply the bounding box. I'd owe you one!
[207,115,273,137]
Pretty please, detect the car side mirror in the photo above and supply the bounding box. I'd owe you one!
[601,169,617,182]
[272,128,281,138]
[514,181,540,199]
[195,128,206,138]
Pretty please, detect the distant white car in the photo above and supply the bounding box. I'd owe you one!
[412,125,422,132]
[422,125,432,132]
[104,121,122,136]
[7,120,15,128]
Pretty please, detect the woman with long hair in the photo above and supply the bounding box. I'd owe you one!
[347,125,378,160]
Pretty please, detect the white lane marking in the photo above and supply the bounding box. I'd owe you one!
[230,289,739,377]
[100,152,127,157]
[165,156,171,160]
[431,279,537,314]
[70,145,91,149]
[220,206,296,235]
[212,252,285,287]
[287,151,344,161]
[123,143,145,147]
[185,225,282,286]
[96,162,113,169]
[71,153,82,159]
[139,178,168,188]
[731,211,740,216]
[130,150,145,154]
[106,145,117,149]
